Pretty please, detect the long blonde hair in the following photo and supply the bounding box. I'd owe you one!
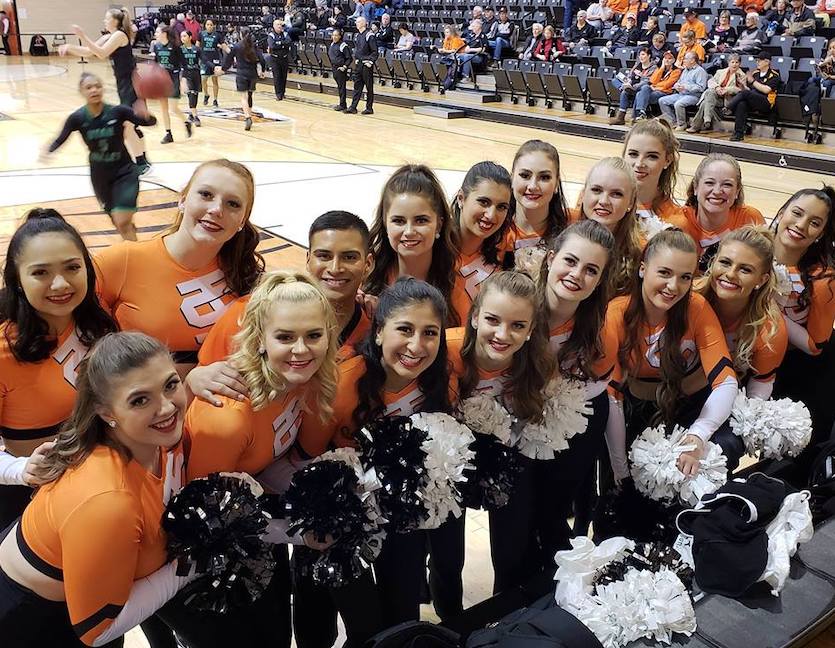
[696,226,781,377]
[579,157,643,296]
[229,271,338,419]
[34,332,170,483]
[622,118,681,212]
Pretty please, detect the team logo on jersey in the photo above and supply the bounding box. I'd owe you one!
[51,329,89,388]
[272,397,303,457]
[161,444,186,506]
[177,269,232,344]
[644,329,697,370]
[474,375,510,398]
[384,388,425,418]
[459,256,498,300]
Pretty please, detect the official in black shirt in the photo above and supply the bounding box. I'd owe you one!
[267,20,292,100]
[329,28,352,111]
[346,17,378,114]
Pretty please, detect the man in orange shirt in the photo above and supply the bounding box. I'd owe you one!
[633,49,682,119]
[679,9,708,41]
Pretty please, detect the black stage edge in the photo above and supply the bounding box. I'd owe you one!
[274,74,835,176]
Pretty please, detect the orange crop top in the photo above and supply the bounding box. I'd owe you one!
[95,237,238,361]
[724,315,788,384]
[0,323,90,441]
[681,205,765,271]
[19,442,186,645]
[446,327,511,399]
[185,388,304,480]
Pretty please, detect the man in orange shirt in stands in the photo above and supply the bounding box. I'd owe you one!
[679,9,708,41]
[633,49,682,119]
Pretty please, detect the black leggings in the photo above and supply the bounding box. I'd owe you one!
[183,69,201,109]
[0,485,32,532]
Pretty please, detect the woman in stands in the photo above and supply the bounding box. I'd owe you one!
[508,140,571,251]
[695,226,787,400]
[94,159,264,385]
[575,157,644,296]
[770,187,835,478]
[451,161,514,315]
[682,153,764,273]
[219,27,267,132]
[0,210,117,531]
[363,165,462,325]
[0,332,196,647]
[603,229,743,484]
[151,25,190,144]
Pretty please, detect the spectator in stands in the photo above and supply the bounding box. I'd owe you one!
[679,9,708,42]
[676,30,706,67]
[482,7,497,37]
[620,0,648,25]
[637,15,660,47]
[688,52,747,133]
[735,0,772,13]
[785,0,817,36]
[393,23,415,51]
[378,13,396,49]
[634,49,682,119]
[609,46,658,124]
[329,6,348,31]
[815,0,835,27]
[533,25,565,61]
[458,18,489,78]
[285,2,306,43]
[226,24,241,47]
[462,6,483,35]
[649,31,675,64]
[608,0,630,20]
[659,51,708,129]
[488,7,515,62]
[261,6,277,30]
[706,10,738,53]
[437,23,465,65]
[0,10,9,55]
[184,11,201,42]
[764,0,792,35]
[732,12,766,55]
[349,0,373,26]
[800,37,835,122]
[586,0,614,30]
[520,22,544,59]
[564,10,598,51]
[727,51,781,140]
[604,12,640,54]
[173,13,187,40]
[309,5,331,30]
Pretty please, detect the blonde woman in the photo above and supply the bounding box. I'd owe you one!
[687,53,747,133]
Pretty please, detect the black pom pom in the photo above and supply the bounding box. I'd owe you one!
[355,416,429,533]
[163,473,276,613]
[459,433,523,511]
[592,541,695,594]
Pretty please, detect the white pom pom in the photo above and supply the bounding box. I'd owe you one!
[410,412,476,529]
[730,390,812,460]
[629,425,727,505]
[638,213,672,241]
[458,394,514,444]
[772,262,794,298]
[517,375,592,460]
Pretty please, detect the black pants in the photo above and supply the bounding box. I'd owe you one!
[728,89,771,135]
[271,56,289,98]
[350,64,374,110]
[333,67,348,108]
[1,35,9,55]
[292,550,382,648]
[0,566,123,648]
[0,484,32,532]
[183,69,201,108]
[156,545,291,648]
[489,390,608,594]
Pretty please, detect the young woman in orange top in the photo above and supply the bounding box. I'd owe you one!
[695,226,787,400]
[448,270,553,593]
[682,153,764,273]
[362,165,462,325]
[0,209,116,530]
[603,229,742,483]
[95,159,264,377]
[576,157,644,296]
[451,162,514,315]
[508,140,571,252]
[0,332,193,648]
[621,119,689,233]
[297,278,460,628]
[770,187,835,478]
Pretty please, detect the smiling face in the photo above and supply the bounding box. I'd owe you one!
[385,193,441,260]
[177,165,251,248]
[545,233,609,304]
[471,289,534,371]
[307,228,372,303]
[624,134,669,198]
[775,194,830,255]
[262,299,330,386]
[641,247,697,318]
[582,166,634,232]
[17,232,88,332]
[710,240,770,304]
[512,151,558,216]
[728,56,741,72]
[457,180,511,243]
[377,300,442,389]
[102,354,186,453]
[694,161,740,220]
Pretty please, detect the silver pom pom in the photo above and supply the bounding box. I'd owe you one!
[730,390,812,460]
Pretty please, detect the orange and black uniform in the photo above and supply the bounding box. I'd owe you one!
[451,240,512,324]
[95,237,238,365]
[508,223,548,251]
[775,265,835,356]
[636,198,689,234]
[0,322,92,528]
[197,294,371,366]
[723,315,787,400]
[7,443,186,647]
[682,204,764,273]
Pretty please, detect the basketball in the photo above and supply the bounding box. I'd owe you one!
[132,63,173,99]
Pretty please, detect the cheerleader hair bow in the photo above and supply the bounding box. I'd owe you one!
[730,389,812,460]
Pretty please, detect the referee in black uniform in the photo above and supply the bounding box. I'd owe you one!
[329,28,352,111]
[346,17,378,115]
[267,20,292,100]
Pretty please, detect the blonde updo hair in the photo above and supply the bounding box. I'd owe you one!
[229,271,338,419]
